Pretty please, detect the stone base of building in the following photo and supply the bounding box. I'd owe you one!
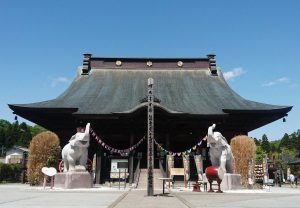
[220,173,242,190]
[54,171,92,189]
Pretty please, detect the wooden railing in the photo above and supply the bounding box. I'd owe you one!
[133,159,141,188]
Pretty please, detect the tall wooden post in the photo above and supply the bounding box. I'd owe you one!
[165,134,170,177]
[129,134,134,184]
[147,78,154,196]
[95,147,102,184]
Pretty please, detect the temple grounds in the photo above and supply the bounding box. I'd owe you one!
[1,184,300,208]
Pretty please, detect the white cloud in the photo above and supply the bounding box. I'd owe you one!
[289,83,299,89]
[51,76,70,87]
[223,67,246,81]
[278,77,289,83]
[262,77,290,87]
[262,81,276,87]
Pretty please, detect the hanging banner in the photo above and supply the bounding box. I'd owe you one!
[167,154,174,178]
[90,128,145,154]
[194,155,203,181]
[182,154,190,181]
[90,127,207,157]
[153,136,206,156]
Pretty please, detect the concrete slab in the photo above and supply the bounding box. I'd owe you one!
[1,183,300,208]
[112,189,187,208]
[0,184,126,208]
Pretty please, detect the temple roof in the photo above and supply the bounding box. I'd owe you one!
[10,68,291,115]
[9,55,292,132]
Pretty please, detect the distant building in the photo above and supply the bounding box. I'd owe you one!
[9,54,292,183]
[5,146,28,164]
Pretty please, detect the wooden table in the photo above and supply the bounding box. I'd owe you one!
[158,177,173,195]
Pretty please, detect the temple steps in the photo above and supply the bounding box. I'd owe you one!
[136,169,163,189]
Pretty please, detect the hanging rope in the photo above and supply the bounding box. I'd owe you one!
[90,128,146,154]
[90,127,207,155]
[153,135,207,156]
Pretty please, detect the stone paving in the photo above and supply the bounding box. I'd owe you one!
[173,191,300,208]
[1,184,300,208]
[113,189,186,208]
[0,184,126,208]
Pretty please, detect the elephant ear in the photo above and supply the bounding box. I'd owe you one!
[69,135,76,147]
[69,135,76,141]
[70,139,76,147]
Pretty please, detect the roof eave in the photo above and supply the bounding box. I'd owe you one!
[8,104,78,114]
[222,106,293,114]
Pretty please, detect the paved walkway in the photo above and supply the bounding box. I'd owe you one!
[0,184,126,208]
[1,184,300,208]
[173,191,300,208]
[113,189,187,208]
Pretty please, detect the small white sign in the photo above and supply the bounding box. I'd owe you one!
[41,167,57,177]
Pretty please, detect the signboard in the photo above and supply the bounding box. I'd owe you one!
[117,162,128,169]
[170,168,185,176]
[110,159,129,179]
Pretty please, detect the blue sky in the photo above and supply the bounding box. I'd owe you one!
[0,0,299,141]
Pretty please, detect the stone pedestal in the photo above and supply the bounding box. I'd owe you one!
[220,173,242,190]
[54,171,92,189]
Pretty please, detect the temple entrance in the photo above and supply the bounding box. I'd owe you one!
[93,132,210,183]
[135,142,162,169]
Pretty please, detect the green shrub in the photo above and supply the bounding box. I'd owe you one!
[0,163,22,182]
[27,131,61,185]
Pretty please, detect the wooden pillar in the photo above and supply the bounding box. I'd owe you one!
[95,147,102,184]
[147,78,154,196]
[129,134,134,184]
[165,133,170,176]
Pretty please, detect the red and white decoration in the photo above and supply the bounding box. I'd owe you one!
[90,128,146,154]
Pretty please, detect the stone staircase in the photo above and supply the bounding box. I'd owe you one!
[136,169,163,189]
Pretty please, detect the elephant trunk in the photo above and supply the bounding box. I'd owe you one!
[208,126,214,138]
[85,123,90,137]
[207,124,216,147]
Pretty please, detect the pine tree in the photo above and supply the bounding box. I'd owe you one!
[253,137,260,146]
[261,134,270,153]
[0,129,6,156]
[18,122,32,147]
[0,119,10,129]
[280,133,292,149]
[6,122,21,148]
[0,128,5,146]
[256,145,266,161]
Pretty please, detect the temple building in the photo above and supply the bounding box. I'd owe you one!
[9,54,292,184]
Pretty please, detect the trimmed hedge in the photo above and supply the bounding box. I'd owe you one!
[27,131,61,185]
[230,135,256,185]
[0,163,22,182]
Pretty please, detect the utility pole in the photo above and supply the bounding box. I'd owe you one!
[147,78,154,196]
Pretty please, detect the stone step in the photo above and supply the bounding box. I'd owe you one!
[136,169,164,189]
